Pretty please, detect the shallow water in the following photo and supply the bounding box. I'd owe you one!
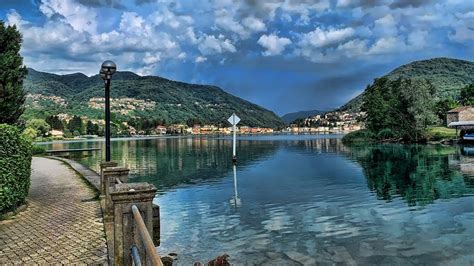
[39,135,474,265]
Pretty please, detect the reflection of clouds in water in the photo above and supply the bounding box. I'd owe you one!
[262,207,292,231]
[40,137,474,264]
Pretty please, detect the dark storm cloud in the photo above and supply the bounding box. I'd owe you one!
[134,0,156,5]
[389,0,432,9]
[77,0,125,9]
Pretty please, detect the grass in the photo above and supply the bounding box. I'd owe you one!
[426,126,457,141]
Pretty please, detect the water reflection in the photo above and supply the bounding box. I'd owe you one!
[37,136,474,264]
[230,164,241,208]
[347,144,474,207]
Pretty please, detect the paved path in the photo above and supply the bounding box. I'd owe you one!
[0,157,108,265]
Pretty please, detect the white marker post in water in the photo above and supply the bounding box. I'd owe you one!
[227,113,240,164]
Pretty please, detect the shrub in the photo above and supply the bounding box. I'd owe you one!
[0,124,32,214]
[31,145,46,155]
[342,129,375,144]
[377,128,397,140]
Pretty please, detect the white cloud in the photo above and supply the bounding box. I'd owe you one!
[299,27,355,48]
[198,34,236,55]
[143,52,161,64]
[177,52,186,59]
[367,37,406,55]
[373,14,398,36]
[6,10,27,28]
[215,9,247,38]
[449,25,474,42]
[257,33,292,56]
[195,56,207,63]
[242,16,266,32]
[39,0,97,34]
[337,39,369,57]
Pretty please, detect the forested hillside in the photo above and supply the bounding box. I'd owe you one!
[22,69,284,128]
[339,58,474,112]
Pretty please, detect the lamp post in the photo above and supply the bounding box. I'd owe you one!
[100,60,117,162]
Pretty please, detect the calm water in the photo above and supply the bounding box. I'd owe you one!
[38,135,474,265]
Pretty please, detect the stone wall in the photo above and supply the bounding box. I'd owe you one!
[459,109,474,121]
[447,108,474,126]
[446,112,459,125]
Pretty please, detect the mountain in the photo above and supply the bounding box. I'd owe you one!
[339,57,474,112]
[23,68,284,128]
[281,109,326,124]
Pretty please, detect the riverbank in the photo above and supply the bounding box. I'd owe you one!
[342,127,458,144]
[0,157,108,264]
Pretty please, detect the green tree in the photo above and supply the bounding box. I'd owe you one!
[459,84,474,106]
[26,118,50,137]
[435,98,459,124]
[86,120,99,135]
[67,115,83,135]
[0,21,28,124]
[45,115,64,130]
[22,127,38,140]
[362,78,438,142]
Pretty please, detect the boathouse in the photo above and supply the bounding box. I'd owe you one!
[447,106,474,139]
[447,106,474,126]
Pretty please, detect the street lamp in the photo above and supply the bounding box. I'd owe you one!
[100,60,116,162]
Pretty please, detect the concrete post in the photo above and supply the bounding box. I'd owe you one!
[103,167,130,217]
[110,182,157,266]
[99,161,118,196]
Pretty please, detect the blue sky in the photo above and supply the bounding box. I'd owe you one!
[1,0,473,115]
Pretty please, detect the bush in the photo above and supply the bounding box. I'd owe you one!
[0,124,32,214]
[377,128,397,140]
[31,145,46,155]
[342,129,375,144]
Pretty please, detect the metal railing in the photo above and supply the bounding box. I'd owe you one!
[131,205,163,266]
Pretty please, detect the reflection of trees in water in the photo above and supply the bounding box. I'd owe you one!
[55,137,353,191]
[348,144,474,207]
[286,137,350,155]
[117,138,281,189]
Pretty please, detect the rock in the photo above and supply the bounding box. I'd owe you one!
[207,254,230,266]
[284,251,316,265]
[265,251,283,260]
[359,242,374,257]
[161,256,174,266]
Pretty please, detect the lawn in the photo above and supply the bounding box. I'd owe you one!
[426,126,457,141]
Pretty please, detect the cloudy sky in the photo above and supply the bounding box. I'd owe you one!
[1,0,473,115]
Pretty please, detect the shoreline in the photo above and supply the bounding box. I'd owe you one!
[34,132,349,144]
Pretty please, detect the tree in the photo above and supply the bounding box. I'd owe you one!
[459,84,474,106]
[26,119,50,137]
[67,115,83,135]
[86,120,99,135]
[0,21,28,124]
[435,98,459,124]
[362,78,438,142]
[45,115,64,130]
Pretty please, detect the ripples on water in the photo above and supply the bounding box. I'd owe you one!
[38,135,474,265]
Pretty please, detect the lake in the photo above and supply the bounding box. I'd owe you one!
[38,135,474,265]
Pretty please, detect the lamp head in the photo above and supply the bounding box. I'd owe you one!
[100,60,116,80]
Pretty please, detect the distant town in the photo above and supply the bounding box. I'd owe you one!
[41,110,364,139]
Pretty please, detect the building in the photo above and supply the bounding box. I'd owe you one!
[446,106,474,126]
[49,130,64,139]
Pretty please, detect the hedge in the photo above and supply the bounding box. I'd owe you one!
[0,124,32,215]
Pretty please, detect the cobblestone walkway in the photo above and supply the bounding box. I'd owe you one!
[0,157,108,265]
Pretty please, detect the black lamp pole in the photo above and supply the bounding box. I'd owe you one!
[100,60,116,162]
[104,78,111,161]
